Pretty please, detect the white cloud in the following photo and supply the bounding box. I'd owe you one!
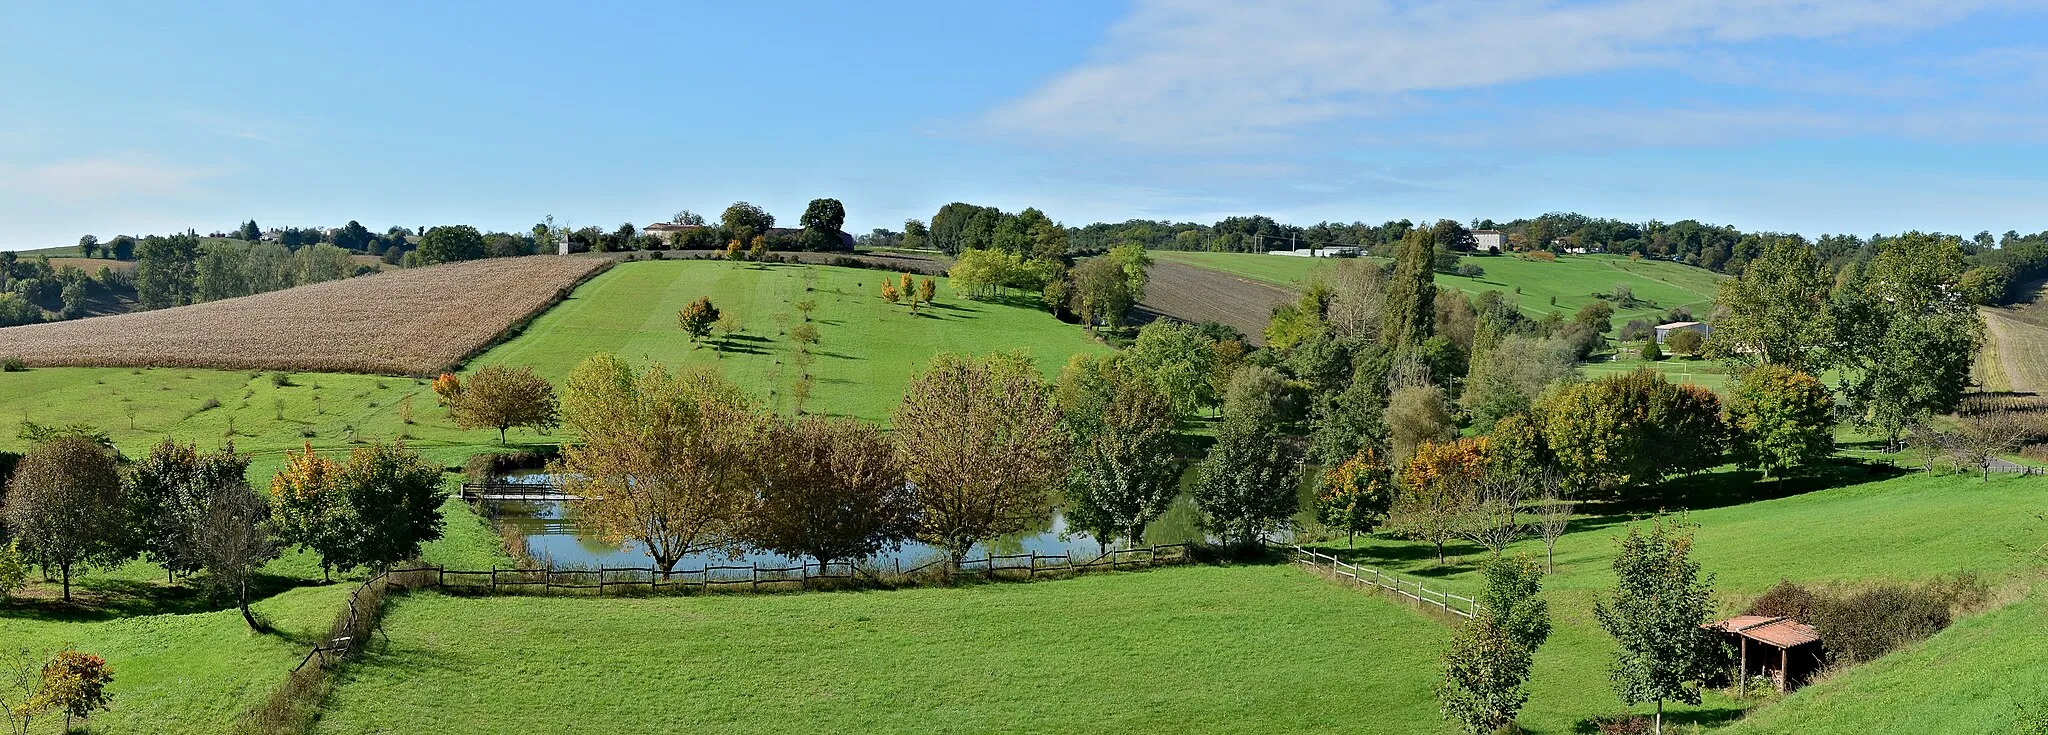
[985,0,2033,148]
[0,155,218,203]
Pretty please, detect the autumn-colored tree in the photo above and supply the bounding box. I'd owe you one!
[2,437,128,600]
[899,272,914,300]
[29,648,114,733]
[1725,365,1835,479]
[917,277,937,305]
[894,352,1070,565]
[748,234,768,261]
[679,296,720,344]
[744,416,914,568]
[430,372,462,406]
[1317,449,1394,547]
[881,281,901,305]
[724,239,742,261]
[1392,436,1488,563]
[557,355,759,570]
[0,542,27,600]
[268,443,349,581]
[449,364,560,444]
[1535,368,1726,493]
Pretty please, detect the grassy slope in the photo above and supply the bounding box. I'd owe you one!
[316,565,1454,735]
[1304,470,2048,732]
[1724,589,2048,735]
[472,259,1109,422]
[1151,250,1724,324]
[0,496,506,735]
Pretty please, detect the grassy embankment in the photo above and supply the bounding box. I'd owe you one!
[302,467,2045,734]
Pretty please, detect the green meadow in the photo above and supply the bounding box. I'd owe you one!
[1151,250,1725,324]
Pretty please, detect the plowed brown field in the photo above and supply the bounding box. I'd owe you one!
[1135,260,1296,345]
[0,255,609,375]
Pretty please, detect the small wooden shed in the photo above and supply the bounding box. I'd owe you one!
[1711,615,1823,693]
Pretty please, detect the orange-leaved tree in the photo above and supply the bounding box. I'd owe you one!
[1317,448,1393,548]
[1392,436,1488,563]
[269,442,347,581]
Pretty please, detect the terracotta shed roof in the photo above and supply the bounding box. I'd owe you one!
[1712,616,1821,648]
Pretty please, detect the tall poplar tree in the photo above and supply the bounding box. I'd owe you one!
[1382,228,1438,348]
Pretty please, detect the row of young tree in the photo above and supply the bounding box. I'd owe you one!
[0,430,446,629]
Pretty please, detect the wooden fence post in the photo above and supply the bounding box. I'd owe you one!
[490,567,498,594]
[1028,555,1035,580]
[985,552,993,581]
[751,565,759,592]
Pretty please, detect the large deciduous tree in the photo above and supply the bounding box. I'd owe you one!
[1595,519,1726,735]
[1832,232,1984,448]
[1392,437,1486,563]
[721,201,776,244]
[449,364,560,444]
[1192,384,1303,550]
[1057,356,1184,550]
[126,439,251,583]
[333,442,445,572]
[1534,368,1726,493]
[268,443,350,580]
[744,416,914,569]
[191,477,278,630]
[1725,365,1835,479]
[2,438,128,600]
[559,355,758,571]
[414,225,487,264]
[1707,238,1832,371]
[894,352,1069,566]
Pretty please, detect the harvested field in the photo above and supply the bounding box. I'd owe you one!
[1135,259,1295,344]
[0,255,609,375]
[652,249,951,274]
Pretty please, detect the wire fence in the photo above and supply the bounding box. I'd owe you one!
[1288,545,1480,620]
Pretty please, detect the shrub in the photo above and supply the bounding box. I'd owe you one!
[200,397,222,411]
[1810,584,1950,665]
[1617,318,1655,342]
[1638,339,1663,361]
[1745,580,1822,620]
[270,372,293,387]
[1456,263,1485,278]
[0,357,24,372]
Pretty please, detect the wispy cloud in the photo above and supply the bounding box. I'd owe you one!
[0,155,220,203]
[985,0,2036,149]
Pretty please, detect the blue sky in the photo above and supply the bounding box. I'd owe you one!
[3,0,2046,249]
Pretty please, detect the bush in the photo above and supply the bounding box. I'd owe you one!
[0,357,24,372]
[461,448,559,484]
[1638,339,1663,361]
[1809,584,1951,665]
[1455,263,1484,278]
[270,372,294,387]
[1745,579,1822,620]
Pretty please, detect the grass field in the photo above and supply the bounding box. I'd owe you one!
[0,255,607,374]
[1723,588,2047,735]
[315,564,1455,735]
[0,495,508,735]
[1150,250,1725,324]
[471,259,1110,422]
[1980,278,2048,393]
[1301,469,2048,732]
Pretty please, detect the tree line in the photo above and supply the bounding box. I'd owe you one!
[0,427,447,630]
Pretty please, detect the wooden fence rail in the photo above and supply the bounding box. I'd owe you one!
[1288,545,1479,620]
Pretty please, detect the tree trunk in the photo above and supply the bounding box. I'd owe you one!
[1654,700,1663,735]
[1434,539,1445,564]
[61,560,72,601]
[500,426,508,445]
[239,578,259,630]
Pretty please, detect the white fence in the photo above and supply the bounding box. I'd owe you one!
[1289,545,1480,619]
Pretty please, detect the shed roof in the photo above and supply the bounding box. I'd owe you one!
[1713,616,1820,648]
[1656,321,1703,329]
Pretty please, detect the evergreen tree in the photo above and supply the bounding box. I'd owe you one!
[1382,228,1438,347]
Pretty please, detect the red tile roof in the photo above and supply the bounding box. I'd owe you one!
[1711,616,1821,648]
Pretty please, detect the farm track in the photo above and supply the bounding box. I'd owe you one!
[1136,260,1296,344]
[0,255,609,375]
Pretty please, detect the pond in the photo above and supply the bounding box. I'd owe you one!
[480,473,1224,570]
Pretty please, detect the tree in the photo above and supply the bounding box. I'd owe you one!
[1936,411,2044,479]
[902,219,929,250]
[1393,437,1486,563]
[0,542,27,600]
[1438,556,1551,734]
[108,235,136,261]
[449,364,560,444]
[1574,301,1614,335]
[881,281,900,305]
[238,220,261,241]
[126,439,248,583]
[334,220,373,252]
[558,355,758,571]
[430,372,462,406]
[134,233,200,310]
[721,201,775,244]
[1125,320,1220,417]
[1383,228,1438,347]
[1706,238,1831,371]
[894,353,1069,565]
[1834,232,1984,447]
[672,210,706,226]
[679,297,719,344]
[1192,386,1303,549]
[1058,358,1184,549]
[28,648,114,733]
[1665,328,1704,357]
[1531,482,1575,573]
[268,443,349,580]
[1725,366,1835,479]
[1596,519,1726,735]
[1388,384,1456,467]
[1535,369,1727,493]
[800,198,847,232]
[917,277,937,305]
[414,225,487,264]
[1462,335,1579,430]
[1316,449,1394,547]
[745,416,914,569]
[1638,339,1663,361]
[191,478,278,630]
[76,235,98,259]
[333,442,445,572]
[1070,256,1135,331]
[2,438,127,600]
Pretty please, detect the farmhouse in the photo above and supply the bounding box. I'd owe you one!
[642,222,703,237]
[1712,616,1823,692]
[1655,321,1711,343]
[1472,229,1507,253]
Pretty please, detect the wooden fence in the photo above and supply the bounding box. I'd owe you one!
[1289,545,1480,620]
[379,544,1191,597]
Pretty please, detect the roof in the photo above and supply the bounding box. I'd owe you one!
[1472,229,1506,235]
[1712,616,1821,648]
[1656,321,1703,329]
[643,223,705,232]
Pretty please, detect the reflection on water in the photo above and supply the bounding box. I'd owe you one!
[483,473,1214,570]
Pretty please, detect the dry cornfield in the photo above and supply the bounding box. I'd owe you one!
[0,256,611,375]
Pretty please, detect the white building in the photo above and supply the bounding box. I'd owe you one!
[1655,321,1711,343]
[1472,229,1507,253]
[1267,246,1362,258]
